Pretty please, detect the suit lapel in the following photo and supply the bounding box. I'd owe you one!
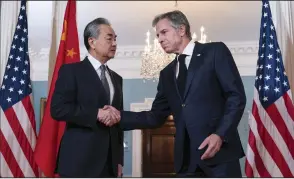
[183,42,205,100]
[107,66,121,107]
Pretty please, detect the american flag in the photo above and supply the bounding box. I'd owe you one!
[0,0,39,177]
[245,0,294,177]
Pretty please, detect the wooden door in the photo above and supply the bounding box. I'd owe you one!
[142,116,176,177]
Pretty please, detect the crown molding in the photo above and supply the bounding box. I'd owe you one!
[29,41,259,81]
[80,41,260,59]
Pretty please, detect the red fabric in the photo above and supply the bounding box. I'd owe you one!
[34,0,80,177]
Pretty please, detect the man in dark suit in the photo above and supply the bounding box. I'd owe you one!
[102,10,246,177]
[51,17,124,177]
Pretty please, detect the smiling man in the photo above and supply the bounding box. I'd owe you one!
[51,18,124,177]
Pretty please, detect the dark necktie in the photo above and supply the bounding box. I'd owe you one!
[100,65,110,104]
[176,54,188,99]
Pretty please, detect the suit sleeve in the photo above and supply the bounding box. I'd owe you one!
[119,71,171,131]
[214,42,246,142]
[118,77,124,166]
[50,65,98,128]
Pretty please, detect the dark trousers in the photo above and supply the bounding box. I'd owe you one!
[59,142,115,178]
[177,167,207,178]
[59,154,114,178]
[178,128,242,177]
[177,160,242,178]
[100,153,115,177]
[100,141,115,178]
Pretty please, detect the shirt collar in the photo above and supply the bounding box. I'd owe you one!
[87,53,107,71]
[181,40,195,57]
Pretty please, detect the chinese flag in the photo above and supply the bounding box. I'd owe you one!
[34,0,80,177]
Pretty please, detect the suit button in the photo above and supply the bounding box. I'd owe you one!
[182,104,186,107]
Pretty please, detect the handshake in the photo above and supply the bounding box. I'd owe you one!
[97,105,121,126]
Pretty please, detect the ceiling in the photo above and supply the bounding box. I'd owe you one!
[76,1,262,45]
[27,1,262,50]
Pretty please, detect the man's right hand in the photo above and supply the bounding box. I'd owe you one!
[97,105,121,126]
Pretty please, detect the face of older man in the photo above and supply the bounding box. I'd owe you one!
[89,24,117,61]
[155,18,186,54]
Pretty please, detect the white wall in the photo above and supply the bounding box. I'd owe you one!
[23,1,261,81]
[29,41,259,81]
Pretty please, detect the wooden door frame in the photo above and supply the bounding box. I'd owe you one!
[132,130,142,177]
[130,98,155,177]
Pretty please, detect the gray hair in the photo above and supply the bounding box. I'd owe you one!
[152,10,191,39]
[83,17,111,50]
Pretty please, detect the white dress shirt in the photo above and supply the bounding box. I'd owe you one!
[176,40,196,78]
[87,54,114,104]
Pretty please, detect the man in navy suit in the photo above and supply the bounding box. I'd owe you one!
[51,18,123,177]
[101,10,246,177]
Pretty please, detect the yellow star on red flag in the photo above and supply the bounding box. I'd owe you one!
[66,48,77,58]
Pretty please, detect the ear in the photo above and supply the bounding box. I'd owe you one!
[178,25,186,37]
[88,37,96,49]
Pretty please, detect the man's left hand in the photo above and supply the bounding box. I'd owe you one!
[198,134,223,160]
[118,164,123,177]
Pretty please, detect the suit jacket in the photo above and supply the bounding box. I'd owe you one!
[51,57,124,177]
[120,41,246,173]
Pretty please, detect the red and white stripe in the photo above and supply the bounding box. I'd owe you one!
[0,95,39,177]
[245,88,294,177]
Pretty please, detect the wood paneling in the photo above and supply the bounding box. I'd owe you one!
[142,116,176,177]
